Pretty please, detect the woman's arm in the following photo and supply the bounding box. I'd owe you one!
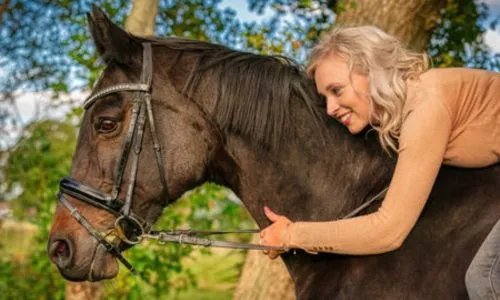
[263,97,453,255]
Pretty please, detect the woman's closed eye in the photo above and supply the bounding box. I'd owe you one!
[330,86,343,97]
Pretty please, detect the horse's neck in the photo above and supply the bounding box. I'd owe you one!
[211,116,395,228]
[162,45,395,225]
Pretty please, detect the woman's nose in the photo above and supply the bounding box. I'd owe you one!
[326,98,340,117]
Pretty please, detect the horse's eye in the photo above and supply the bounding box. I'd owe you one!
[95,118,118,133]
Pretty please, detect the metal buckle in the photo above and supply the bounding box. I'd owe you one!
[114,215,144,245]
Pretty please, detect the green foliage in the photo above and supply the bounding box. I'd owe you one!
[0,220,64,300]
[2,0,496,108]
[0,254,65,300]
[429,0,499,70]
[172,250,245,300]
[1,119,72,299]
[245,0,499,68]
[157,0,241,46]
[57,0,131,88]
[1,1,71,94]
[245,0,333,59]
[5,120,76,219]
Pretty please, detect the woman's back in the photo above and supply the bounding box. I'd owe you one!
[405,68,500,167]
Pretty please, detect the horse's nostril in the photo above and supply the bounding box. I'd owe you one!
[55,240,69,257]
[49,239,72,268]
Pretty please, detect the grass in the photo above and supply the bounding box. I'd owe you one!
[171,249,245,300]
[0,220,38,261]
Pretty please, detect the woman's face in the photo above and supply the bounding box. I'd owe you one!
[314,54,371,134]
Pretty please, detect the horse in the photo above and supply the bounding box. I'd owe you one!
[48,6,500,299]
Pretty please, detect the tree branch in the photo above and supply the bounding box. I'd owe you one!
[0,0,10,25]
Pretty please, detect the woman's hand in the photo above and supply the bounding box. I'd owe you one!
[259,206,292,259]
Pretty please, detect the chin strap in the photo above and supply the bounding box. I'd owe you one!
[58,193,138,276]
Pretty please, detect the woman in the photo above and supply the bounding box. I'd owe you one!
[259,25,499,299]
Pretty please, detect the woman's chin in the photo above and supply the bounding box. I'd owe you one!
[347,120,370,135]
[347,124,361,134]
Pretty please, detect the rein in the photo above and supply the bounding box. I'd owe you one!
[58,42,389,276]
[141,186,388,250]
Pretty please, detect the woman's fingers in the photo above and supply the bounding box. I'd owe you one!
[259,208,292,259]
[264,206,281,222]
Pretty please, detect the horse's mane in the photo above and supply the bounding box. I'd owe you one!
[136,36,327,150]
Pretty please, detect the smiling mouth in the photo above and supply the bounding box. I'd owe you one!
[339,112,352,126]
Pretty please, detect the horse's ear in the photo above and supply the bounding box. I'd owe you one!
[87,5,141,65]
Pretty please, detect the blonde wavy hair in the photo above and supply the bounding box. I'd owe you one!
[307,25,429,153]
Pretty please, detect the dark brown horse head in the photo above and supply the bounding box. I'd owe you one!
[48,6,221,281]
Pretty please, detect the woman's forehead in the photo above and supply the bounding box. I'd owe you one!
[314,55,350,83]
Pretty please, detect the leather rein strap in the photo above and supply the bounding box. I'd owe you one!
[58,42,388,276]
[143,186,389,250]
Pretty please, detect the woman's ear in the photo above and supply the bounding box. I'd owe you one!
[87,4,142,65]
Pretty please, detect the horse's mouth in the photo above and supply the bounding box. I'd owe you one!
[88,244,119,281]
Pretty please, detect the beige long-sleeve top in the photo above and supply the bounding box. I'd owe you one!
[287,68,500,255]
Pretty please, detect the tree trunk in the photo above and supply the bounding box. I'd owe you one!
[233,236,295,300]
[65,282,102,300]
[65,0,159,299]
[335,0,448,51]
[233,1,447,298]
[0,0,9,25]
[125,0,159,36]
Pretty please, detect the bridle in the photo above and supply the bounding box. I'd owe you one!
[58,42,165,275]
[57,42,388,277]
[57,43,286,276]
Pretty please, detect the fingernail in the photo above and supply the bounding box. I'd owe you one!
[264,206,269,212]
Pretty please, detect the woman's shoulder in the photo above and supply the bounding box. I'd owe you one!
[403,69,450,119]
[406,69,443,94]
[411,68,498,88]
[405,69,447,103]
[404,67,498,127]
[405,68,495,101]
